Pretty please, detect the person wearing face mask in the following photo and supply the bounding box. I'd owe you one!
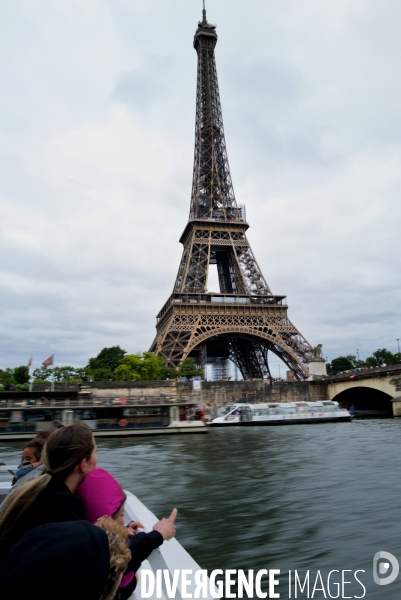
[9,428,56,493]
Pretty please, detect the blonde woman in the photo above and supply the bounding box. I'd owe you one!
[0,421,97,558]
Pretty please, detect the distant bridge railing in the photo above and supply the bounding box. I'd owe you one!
[327,363,401,382]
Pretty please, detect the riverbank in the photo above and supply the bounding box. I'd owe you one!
[12,378,328,406]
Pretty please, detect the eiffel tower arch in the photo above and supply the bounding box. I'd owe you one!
[150,7,313,380]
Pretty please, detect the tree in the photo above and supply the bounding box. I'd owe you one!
[329,355,357,373]
[328,347,400,373]
[178,358,202,379]
[74,368,90,383]
[89,367,116,381]
[114,352,164,381]
[15,383,30,391]
[160,366,178,380]
[13,366,30,385]
[52,366,88,384]
[354,359,367,368]
[32,366,52,384]
[136,353,164,380]
[0,368,14,385]
[366,348,396,367]
[87,346,127,380]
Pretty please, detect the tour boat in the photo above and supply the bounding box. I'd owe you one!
[0,391,207,440]
[208,401,352,426]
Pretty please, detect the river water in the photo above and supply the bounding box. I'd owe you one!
[1,420,401,599]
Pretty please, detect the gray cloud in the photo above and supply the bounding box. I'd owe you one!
[112,56,177,112]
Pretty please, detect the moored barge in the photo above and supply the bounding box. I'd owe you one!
[0,390,206,440]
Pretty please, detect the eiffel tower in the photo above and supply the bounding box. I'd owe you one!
[150,5,313,380]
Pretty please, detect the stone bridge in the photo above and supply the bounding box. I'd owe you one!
[326,364,401,415]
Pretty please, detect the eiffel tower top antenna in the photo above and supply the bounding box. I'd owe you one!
[202,0,207,23]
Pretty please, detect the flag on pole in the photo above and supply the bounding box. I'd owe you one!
[25,356,33,375]
[43,355,54,368]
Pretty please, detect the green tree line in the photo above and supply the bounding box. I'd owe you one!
[0,366,31,391]
[2,345,399,387]
[328,348,401,374]
[0,346,202,388]
[2,345,399,388]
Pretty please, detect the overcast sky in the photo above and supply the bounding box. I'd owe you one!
[1,0,401,375]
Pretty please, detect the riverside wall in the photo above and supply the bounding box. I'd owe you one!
[74,379,329,407]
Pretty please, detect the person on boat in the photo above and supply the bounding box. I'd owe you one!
[0,518,131,600]
[9,428,55,493]
[77,467,178,600]
[78,468,143,599]
[0,421,97,559]
[0,421,178,582]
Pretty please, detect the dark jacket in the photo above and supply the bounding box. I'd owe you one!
[0,476,85,558]
[0,521,110,600]
[1,475,164,600]
[127,530,163,572]
[115,531,163,600]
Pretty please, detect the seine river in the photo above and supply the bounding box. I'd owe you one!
[1,420,401,598]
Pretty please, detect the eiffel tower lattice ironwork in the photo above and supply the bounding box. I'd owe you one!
[150,7,313,380]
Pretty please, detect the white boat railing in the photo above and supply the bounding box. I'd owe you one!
[125,492,220,599]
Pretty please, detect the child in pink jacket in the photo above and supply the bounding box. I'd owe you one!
[77,468,146,600]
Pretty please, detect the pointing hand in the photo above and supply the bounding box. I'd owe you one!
[153,508,178,541]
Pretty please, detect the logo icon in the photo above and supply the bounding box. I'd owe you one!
[373,551,399,585]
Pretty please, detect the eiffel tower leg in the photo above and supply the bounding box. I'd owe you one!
[227,337,271,380]
[227,337,252,379]
[253,342,271,380]
[150,322,193,369]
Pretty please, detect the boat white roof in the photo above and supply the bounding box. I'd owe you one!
[228,401,336,409]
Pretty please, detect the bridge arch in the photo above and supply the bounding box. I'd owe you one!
[328,377,397,401]
[330,385,393,416]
